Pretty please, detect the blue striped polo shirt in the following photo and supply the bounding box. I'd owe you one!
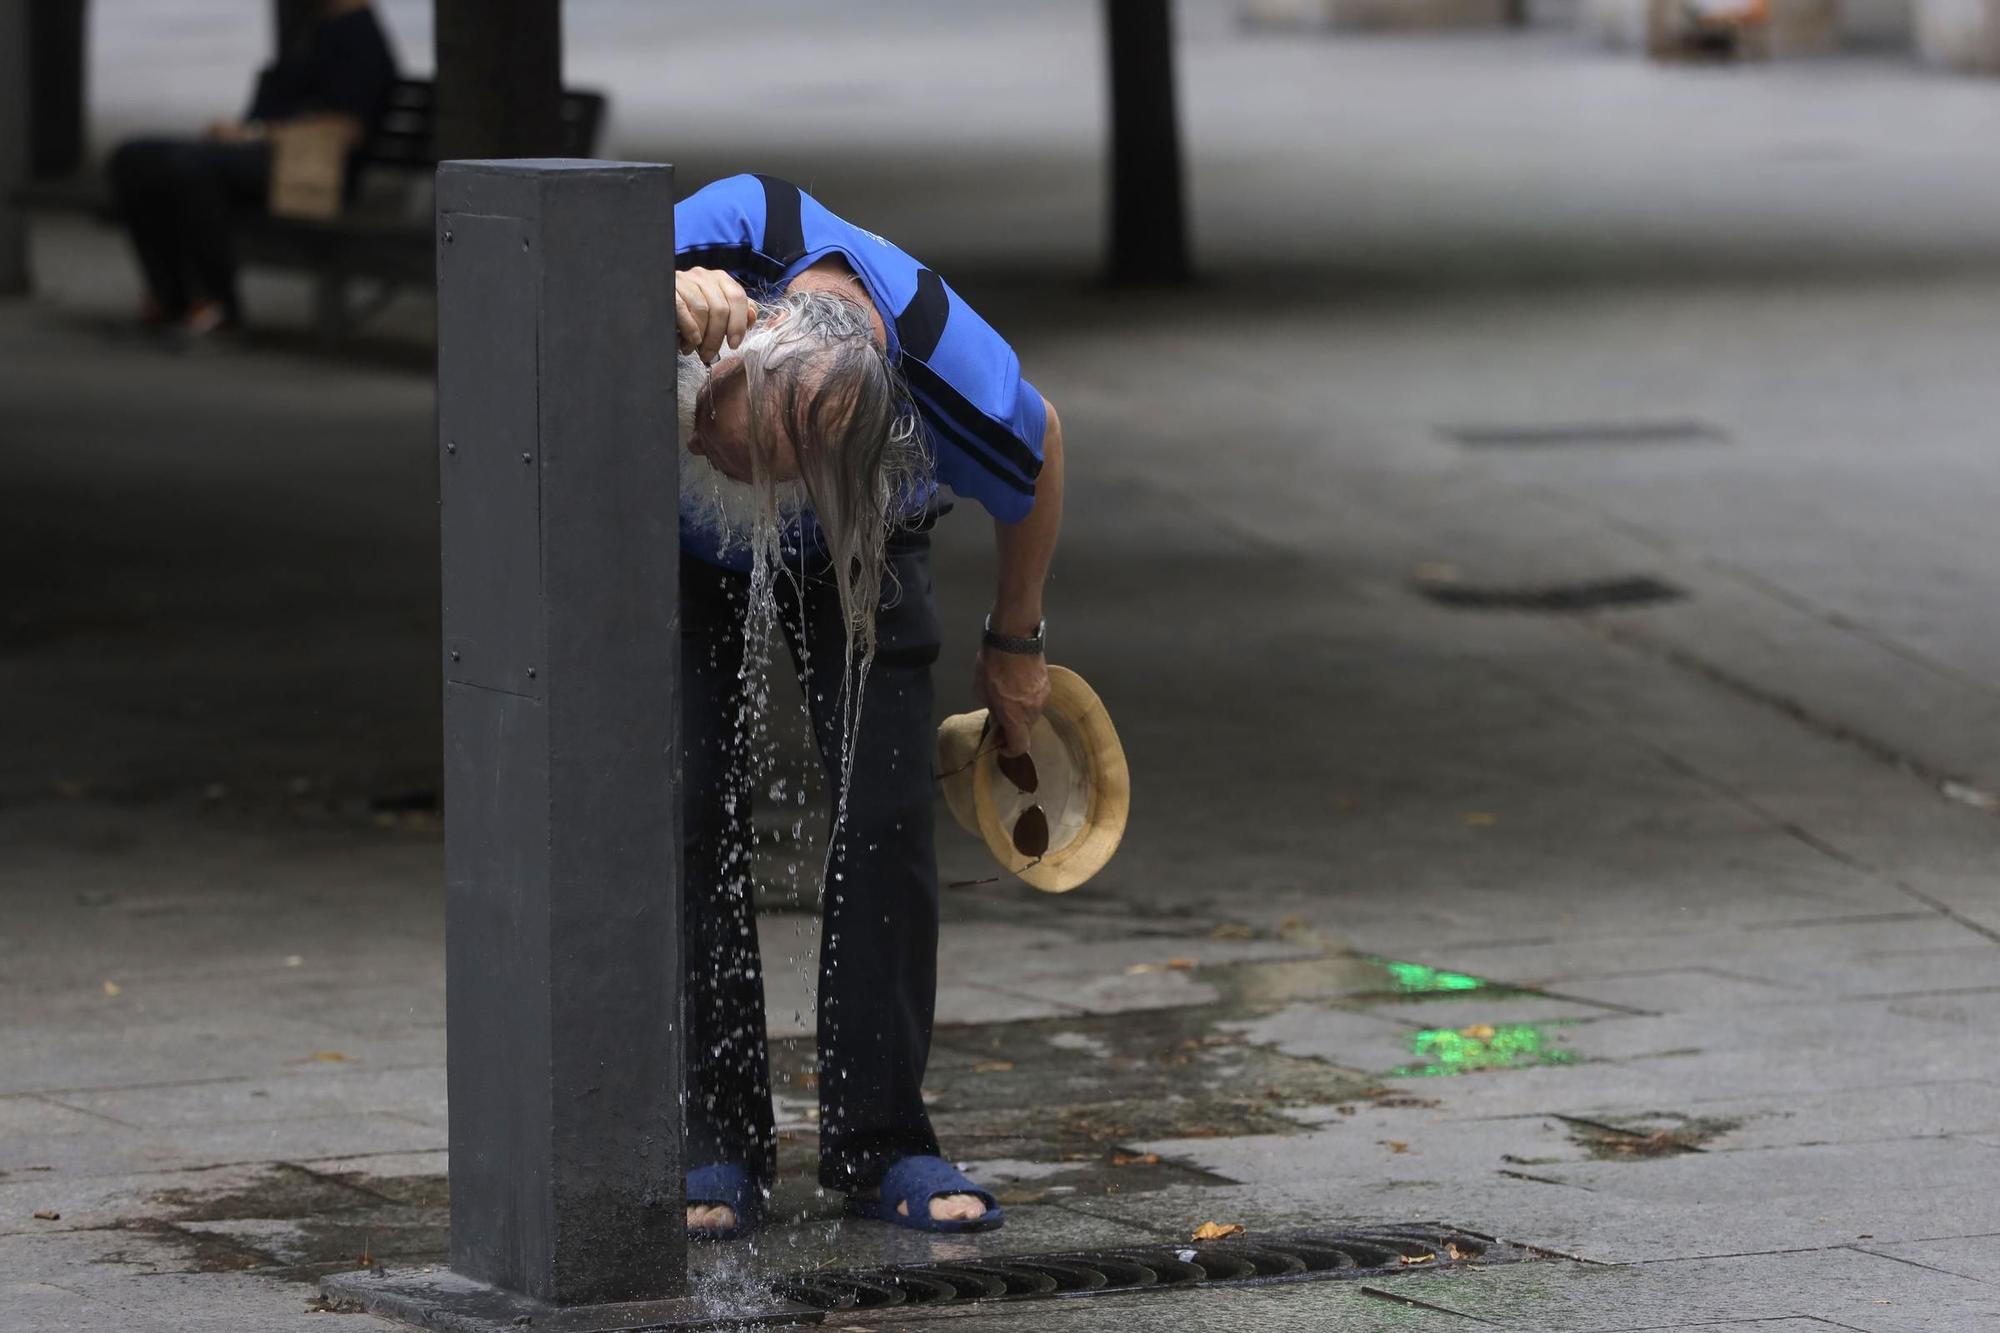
[675,174,1047,567]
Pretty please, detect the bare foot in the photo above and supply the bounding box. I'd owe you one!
[896,1192,989,1224]
[687,1203,738,1234]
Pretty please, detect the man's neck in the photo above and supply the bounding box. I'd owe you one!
[787,257,888,352]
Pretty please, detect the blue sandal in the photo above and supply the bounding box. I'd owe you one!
[686,1163,760,1242]
[845,1155,1005,1234]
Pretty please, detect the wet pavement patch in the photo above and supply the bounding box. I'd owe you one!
[86,947,1590,1292]
[768,999,1380,1208]
[103,1163,449,1279]
[1558,1112,1742,1159]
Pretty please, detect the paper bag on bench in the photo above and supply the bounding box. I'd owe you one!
[268,121,349,220]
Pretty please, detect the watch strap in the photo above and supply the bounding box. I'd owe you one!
[982,614,1046,656]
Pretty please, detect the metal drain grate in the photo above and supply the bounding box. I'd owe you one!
[1443,420,1728,449]
[775,1225,1525,1311]
[1417,575,1687,613]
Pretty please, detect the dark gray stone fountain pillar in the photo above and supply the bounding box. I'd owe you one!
[434,156,685,1305]
[324,159,807,1332]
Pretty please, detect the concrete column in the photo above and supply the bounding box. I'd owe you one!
[1,0,29,295]
[30,0,88,179]
[1105,0,1191,285]
[1916,0,2000,70]
[434,0,564,160]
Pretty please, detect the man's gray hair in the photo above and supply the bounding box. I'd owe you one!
[739,288,927,659]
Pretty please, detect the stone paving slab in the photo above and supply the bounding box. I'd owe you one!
[0,1111,444,1180]
[4,1269,359,1333]
[1443,1078,2000,1151]
[1386,1249,2000,1331]
[293,1149,450,1181]
[1051,1166,2000,1267]
[1423,917,2000,998]
[1132,1118,1587,1190]
[1538,967,1828,1014]
[1509,1135,2000,1205]
[843,1279,1477,1332]
[38,1065,447,1131]
[1853,1237,2000,1290]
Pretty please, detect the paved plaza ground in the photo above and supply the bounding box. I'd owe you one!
[7,8,2000,1331]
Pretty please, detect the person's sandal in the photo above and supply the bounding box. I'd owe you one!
[686,1163,760,1242]
[844,1155,1004,1234]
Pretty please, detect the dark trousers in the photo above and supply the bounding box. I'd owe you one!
[681,534,944,1192]
[106,138,271,321]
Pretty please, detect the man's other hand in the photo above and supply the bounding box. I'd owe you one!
[675,267,758,364]
[973,646,1050,759]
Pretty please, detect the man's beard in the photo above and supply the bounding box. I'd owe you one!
[677,349,807,557]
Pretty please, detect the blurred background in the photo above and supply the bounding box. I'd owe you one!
[8,2,2000,1325]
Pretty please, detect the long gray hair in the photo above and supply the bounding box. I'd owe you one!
[739,288,927,659]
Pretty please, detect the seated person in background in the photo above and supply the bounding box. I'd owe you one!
[107,0,397,339]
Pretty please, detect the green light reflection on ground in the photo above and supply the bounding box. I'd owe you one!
[1387,1023,1581,1077]
[1376,959,1490,994]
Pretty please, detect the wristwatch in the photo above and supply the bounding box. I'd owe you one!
[982,614,1046,656]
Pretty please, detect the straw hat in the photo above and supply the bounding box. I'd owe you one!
[935,666,1129,893]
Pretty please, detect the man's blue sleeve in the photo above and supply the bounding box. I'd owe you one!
[897,278,1046,524]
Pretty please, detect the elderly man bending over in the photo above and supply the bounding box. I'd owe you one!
[670,176,1062,1239]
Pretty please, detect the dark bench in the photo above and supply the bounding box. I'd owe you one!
[15,79,607,344]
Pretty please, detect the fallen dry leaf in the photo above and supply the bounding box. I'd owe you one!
[308,1051,348,1063]
[1458,1024,1497,1041]
[101,980,121,998]
[1209,922,1255,940]
[1111,1152,1162,1167]
[32,1210,60,1221]
[1380,1140,1410,1153]
[1463,812,1498,828]
[1123,962,1162,975]
[1165,958,1196,971]
[1191,1221,1245,1241]
[971,1060,1014,1074]
[1399,1251,1437,1266]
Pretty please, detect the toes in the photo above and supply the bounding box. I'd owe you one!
[929,1193,987,1222]
[687,1204,737,1232]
